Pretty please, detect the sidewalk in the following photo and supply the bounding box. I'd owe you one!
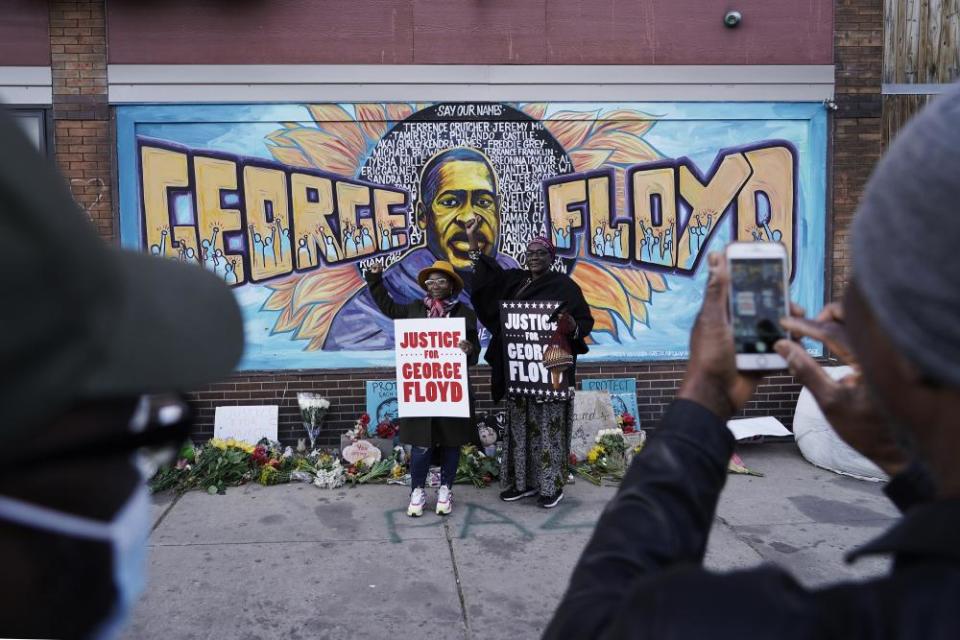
[124,443,898,640]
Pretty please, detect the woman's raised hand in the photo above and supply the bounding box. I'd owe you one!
[465,216,481,251]
[459,340,474,355]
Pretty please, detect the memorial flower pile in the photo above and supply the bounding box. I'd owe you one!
[576,428,628,486]
[150,437,348,495]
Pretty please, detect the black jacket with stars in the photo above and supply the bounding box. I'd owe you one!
[470,254,594,402]
[544,399,960,640]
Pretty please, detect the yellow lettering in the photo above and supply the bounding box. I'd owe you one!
[194,155,244,285]
[336,182,375,259]
[140,146,198,262]
[290,172,334,268]
[243,165,293,281]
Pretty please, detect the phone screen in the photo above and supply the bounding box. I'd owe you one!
[730,258,786,354]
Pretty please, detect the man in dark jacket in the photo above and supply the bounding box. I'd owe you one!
[545,85,960,638]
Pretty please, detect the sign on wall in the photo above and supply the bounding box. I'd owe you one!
[116,101,827,369]
[582,378,639,420]
[395,317,469,418]
[569,391,618,462]
[365,380,397,426]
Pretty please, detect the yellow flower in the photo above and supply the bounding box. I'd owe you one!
[210,438,227,451]
[390,463,404,479]
[238,442,255,454]
[587,446,605,464]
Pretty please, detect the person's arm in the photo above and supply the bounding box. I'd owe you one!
[561,278,595,341]
[545,253,766,638]
[364,265,408,320]
[544,399,734,638]
[459,308,481,367]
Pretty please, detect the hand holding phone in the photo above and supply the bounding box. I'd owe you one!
[677,252,765,419]
[725,242,790,370]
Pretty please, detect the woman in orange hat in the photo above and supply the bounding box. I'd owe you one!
[365,260,480,517]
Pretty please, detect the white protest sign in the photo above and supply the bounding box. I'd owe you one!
[395,317,470,418]
[214,405,278,444]
[569,391,617,461]
[727,416,792,441]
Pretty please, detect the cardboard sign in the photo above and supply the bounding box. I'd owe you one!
[500,300,570,399]
[366,380,398,426]
[342,440,383,465]
[569,391,617,461]
[214,405,278,444]
[582,378,640,423]
[395,317,470,418]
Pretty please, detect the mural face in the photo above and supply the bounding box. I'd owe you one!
[117,102,827,369]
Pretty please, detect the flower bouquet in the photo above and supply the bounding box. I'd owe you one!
[575,428,628,486]
[297,393,331,450]
[455,444,500,488]
[311,451,347,489]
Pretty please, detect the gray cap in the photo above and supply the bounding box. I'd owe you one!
[852,84,960,387]
[0,108,244,439]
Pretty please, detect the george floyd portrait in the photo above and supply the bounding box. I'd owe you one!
[322,145,521,350]
[417,147,501,270]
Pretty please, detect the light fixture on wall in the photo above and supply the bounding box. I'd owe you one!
[724,10,742,28]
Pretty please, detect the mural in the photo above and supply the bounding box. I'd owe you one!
[116,102,827,369]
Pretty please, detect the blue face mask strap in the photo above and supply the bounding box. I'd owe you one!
[0,494,113,540]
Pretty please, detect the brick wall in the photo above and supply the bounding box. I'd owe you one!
[49,0,113,240]
[187,364,802,447]
[831,0,883,300]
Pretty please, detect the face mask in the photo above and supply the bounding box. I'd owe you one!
[0,474,151,640]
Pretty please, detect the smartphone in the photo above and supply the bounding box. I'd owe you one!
[725,241,790,370]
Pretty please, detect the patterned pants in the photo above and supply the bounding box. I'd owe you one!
[501,397,571,497]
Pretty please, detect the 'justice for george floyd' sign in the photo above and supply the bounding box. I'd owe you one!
[395,317,470,418]
[500,300,571,400]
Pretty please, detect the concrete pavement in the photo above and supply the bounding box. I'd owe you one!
[124,443,898,640]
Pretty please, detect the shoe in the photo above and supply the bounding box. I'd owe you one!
[499,487,538,502]
[538,491,564,509]
[407,487,426,517]
[436,486,453,515]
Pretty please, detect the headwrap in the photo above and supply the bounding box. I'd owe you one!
[528,235,557,259]
[852,82,960,387]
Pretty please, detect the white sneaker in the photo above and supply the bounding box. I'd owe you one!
[436,485,453,515]
[407,488,426,517]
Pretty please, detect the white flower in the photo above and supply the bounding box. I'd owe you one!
[297,394,331,410]
[313,465,345,489]
[595,428,625,443]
